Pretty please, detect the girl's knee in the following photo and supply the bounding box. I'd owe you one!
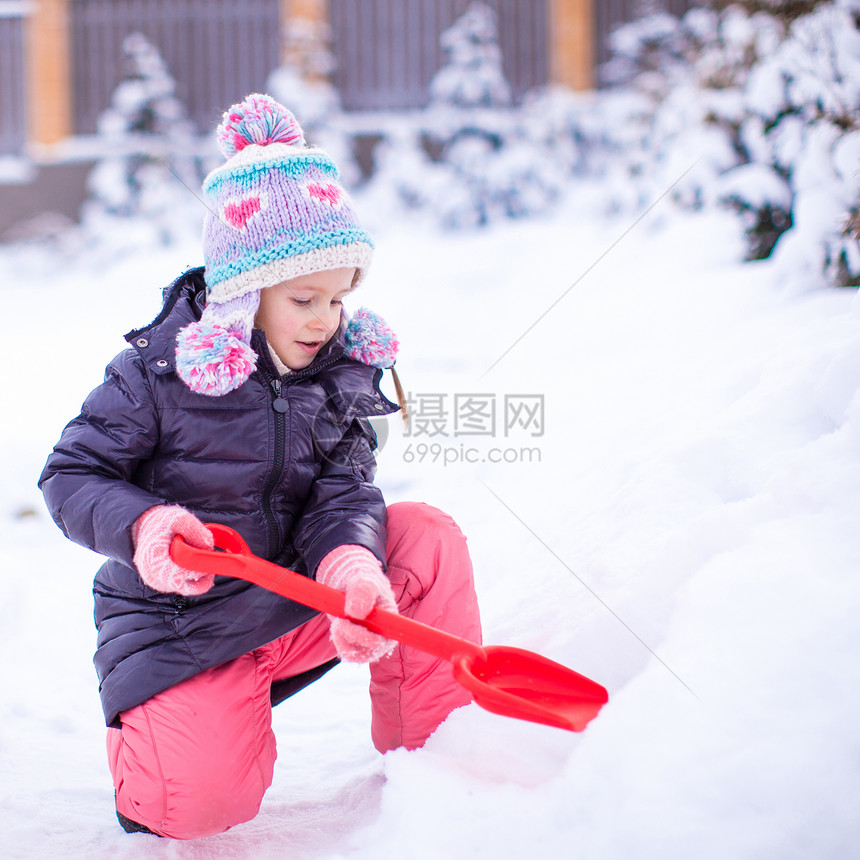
[385,502,479,630]
[385,502,473,589]
[164,786,265,839]
[110,683,277,839]
[386,501,466,547]
[115,763,268,839]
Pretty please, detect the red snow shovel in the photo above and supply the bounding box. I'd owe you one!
[171,524,609,732]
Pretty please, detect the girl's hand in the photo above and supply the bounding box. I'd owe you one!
[317,545,397,662]
[132,505,216,596]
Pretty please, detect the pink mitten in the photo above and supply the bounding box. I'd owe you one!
[317,545,398,662]
[132,505,215,596]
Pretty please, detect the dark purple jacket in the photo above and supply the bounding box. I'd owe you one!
[39,267,399,726]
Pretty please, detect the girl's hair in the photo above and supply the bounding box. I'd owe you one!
[390,367,409,429]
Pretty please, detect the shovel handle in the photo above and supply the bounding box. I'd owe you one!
[170,523,484,666]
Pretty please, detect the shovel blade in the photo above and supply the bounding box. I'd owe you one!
[453,646,608,732]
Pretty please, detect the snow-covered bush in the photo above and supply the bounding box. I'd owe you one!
[602,7,782,216]
[428,119,566,228]
[740,1,860,285]
[715,161,793,260]
[715,0,831,22]
[600,0,860,287]
[82,33,209,246]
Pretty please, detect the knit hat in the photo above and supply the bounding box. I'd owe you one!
[176,93,375,396]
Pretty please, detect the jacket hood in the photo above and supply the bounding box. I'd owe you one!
[124,267,400,418]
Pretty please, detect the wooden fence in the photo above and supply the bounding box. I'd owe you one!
[5,0,706,155]
[330,0,549,111]
[0,4,27,155]
[69,0,282,135]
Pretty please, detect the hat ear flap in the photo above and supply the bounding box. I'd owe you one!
[175,294,260,396]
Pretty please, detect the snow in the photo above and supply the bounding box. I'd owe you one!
[0,157,35,185]
[2,177,859,857]
[2,4,860,852]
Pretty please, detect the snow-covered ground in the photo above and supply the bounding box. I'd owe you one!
[2,190,859,858]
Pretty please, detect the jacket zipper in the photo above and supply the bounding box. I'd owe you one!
[261,375,287,558]
[258,352,344,557]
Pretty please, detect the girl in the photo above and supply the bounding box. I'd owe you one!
[39,94,482,840]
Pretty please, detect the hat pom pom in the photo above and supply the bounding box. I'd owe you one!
[176,320,257,396]
[216,93,305,159]
[344,308,399,369]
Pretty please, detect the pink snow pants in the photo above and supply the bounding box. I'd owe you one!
[107,502,482,840]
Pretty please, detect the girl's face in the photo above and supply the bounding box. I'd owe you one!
[255,267,356,370]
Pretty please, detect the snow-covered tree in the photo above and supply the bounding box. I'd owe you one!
[267,15,359,186]
[83,32,204,244]
[429,2,512,109]
[268,15,338,126]
[374,2,560,229]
